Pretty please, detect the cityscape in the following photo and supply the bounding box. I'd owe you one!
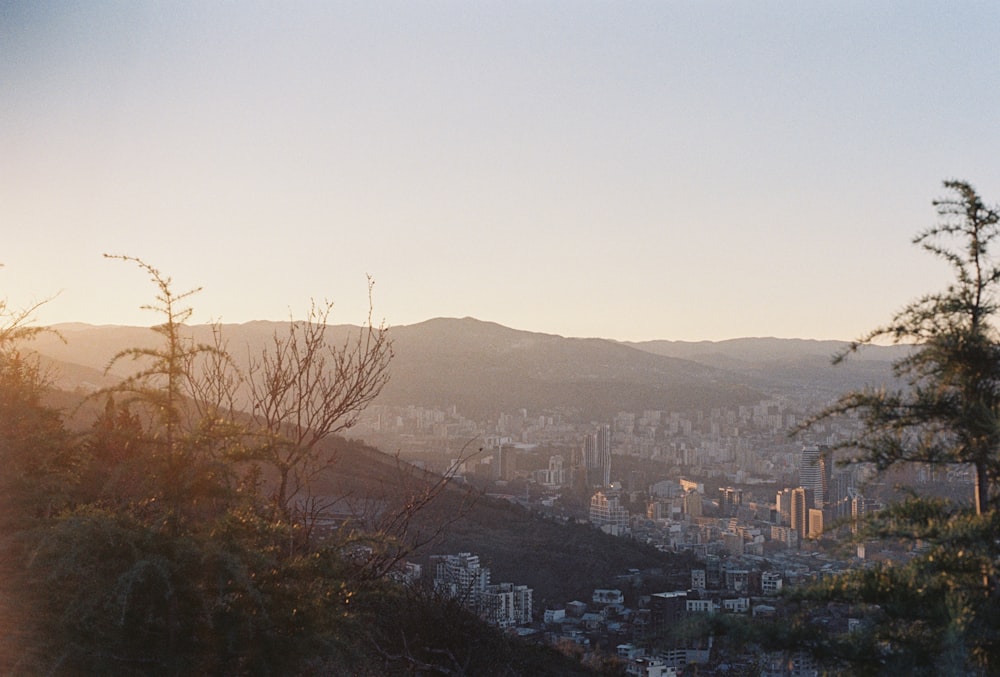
[6,309,989,674]
[347,382,974,675]
[6,2,1000,674]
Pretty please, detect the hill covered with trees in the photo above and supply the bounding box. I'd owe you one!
[0,260,634,675]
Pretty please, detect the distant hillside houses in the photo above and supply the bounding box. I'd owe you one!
[431,552,533,628]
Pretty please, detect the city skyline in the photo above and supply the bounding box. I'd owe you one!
[4,3,999,342]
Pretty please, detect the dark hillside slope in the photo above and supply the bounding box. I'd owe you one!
[317,437,686,606]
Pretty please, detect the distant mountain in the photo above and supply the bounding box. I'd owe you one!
[626,336,910,398]
[31,319,909,421]
[380,318,761,420]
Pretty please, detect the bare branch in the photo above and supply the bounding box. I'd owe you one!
[245,282,392,518]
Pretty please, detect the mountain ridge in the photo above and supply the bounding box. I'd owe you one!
[33,316,902,419]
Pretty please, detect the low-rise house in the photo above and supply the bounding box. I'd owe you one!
[543,608,566,624]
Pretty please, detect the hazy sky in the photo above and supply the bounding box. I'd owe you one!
[3,2,999,341]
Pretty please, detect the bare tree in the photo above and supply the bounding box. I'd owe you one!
[101,258,393,525]
[244,281,392,518]
[340,442,482,582]
[0,297,55,351]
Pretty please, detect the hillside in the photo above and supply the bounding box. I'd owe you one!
[36,318,765,421]
[627,336,909,398]
[28,318,916,421]
[291,436,686,607]
[381,317,762,419]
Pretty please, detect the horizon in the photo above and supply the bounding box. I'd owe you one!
[43,314,858,345]
[5,4,998,343]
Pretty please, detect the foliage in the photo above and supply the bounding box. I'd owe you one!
[794,181,1000,674]
[364,586,603,676]
[759,500,997,675]
[811,181,1000,514]
[0,258,531,675]
[102,255,227,447]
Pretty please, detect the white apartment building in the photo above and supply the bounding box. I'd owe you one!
[432,552,489,601]
[480,583,533,628]
[432,552,533,628]
[590,491,630,535]
[762,571,783,594]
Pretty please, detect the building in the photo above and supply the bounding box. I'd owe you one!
[433,552,533,628]
[649,591,688,628]
[723,531,744,556]
[686,598,714,613]
[543,608,566,624]
[480,582,533,628]
[762,571,783,595]
[535,453,567,486]
[799,445,830,508]
[627,657,677,677]
[590,491,630,535]
[593,589,625,606]
[724,568,749,593]
[548,454,565,486]
[770,525,799,549]
[433,552,489,601]
[790,487,812,541]
[719,487,744,516]
[849,488,870,534]
[808,508,824,539]
[583,424,612,487]
[497,445,516,481]
[684,490,703,518]
[775,488,793,525]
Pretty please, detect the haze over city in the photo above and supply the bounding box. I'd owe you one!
[4,2,999,341]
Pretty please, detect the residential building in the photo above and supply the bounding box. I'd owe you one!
[480,582,533,628]
[790,487,812,541]
[762,571,783,595]
[590,491,630,535]
[433,552,489,601]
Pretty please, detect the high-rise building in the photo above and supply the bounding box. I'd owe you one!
[850,488,871,535]
[597,424,611,486]
[479,583,533,628]
[684,490,703,518]
[497,445,516,481]
[546,454,565,486]
[790,487,812,541]
[433,553,490,601]
[776,488,793,525]
[800,445,830,508]
[583,433,597,469]
[719,487,744,516]
[808,508,825,539]
[583,424,612,487]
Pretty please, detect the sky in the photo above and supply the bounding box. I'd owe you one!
[3,2,999,342]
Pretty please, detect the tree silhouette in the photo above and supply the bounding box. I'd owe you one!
[795,180,1000,673]
[244,291,392,520]
[812,180,1000,515]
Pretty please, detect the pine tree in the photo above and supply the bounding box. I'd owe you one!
[794,181,1000,674]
